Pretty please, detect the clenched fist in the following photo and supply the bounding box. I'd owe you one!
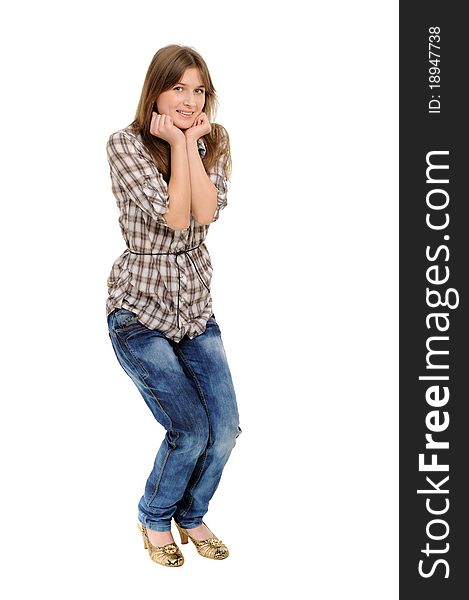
[150,112,186,146]
[184,112,211,142]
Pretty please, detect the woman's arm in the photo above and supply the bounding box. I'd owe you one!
[151,113,192,230]
[165,139,192,230]
[185,138,218,225]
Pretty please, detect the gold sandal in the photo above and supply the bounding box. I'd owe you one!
[174,520,229,560]
[137,522,184,567]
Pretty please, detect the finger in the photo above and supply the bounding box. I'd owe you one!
[154,113,161,132]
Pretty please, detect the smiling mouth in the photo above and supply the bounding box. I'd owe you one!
[177,110,194,118]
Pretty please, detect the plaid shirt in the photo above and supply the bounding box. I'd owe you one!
[105,125,229,342]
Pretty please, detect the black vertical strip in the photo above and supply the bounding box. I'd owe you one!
[400,3,467,597]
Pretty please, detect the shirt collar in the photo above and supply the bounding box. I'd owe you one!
[197,138,207,158]
[130,126,206,157]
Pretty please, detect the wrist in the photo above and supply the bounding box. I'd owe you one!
[170,137,187,150]
[184,133,199,145]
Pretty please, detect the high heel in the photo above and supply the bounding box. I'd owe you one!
[174,519,229,560]
[137,522,184,567]
[178,526,189,545]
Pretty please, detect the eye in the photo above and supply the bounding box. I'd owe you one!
[173,86,205,94]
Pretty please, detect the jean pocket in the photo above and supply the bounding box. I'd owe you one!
[112,308,139,332]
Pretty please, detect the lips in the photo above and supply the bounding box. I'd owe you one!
[177,110,193,117]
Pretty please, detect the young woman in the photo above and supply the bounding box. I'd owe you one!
[105,44,242,567]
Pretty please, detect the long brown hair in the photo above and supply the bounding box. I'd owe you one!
[129,44,231,184]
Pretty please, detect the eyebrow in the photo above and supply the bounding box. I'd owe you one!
[176,82,206,88]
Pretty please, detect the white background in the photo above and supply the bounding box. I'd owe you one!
[1,1,398,597]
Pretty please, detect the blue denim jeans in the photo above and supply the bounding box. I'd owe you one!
[106,308,242,531]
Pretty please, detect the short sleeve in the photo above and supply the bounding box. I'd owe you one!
[106,131,169,225]
[209,153,230,223]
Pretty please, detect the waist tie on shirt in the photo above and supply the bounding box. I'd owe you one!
[126,243,210,329]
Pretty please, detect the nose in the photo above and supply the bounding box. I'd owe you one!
[182,91,199,108]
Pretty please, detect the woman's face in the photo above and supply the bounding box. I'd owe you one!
[156,67,206,130]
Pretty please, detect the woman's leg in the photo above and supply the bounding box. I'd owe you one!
[107,308,211,532]
[172,316,242,529]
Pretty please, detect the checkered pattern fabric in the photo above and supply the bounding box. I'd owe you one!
[105,125,230,342]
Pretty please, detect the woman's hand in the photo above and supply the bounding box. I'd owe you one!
[150,112,186,146]
[184,112,211,142]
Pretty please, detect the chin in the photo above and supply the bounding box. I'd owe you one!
[175,118,193,129]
